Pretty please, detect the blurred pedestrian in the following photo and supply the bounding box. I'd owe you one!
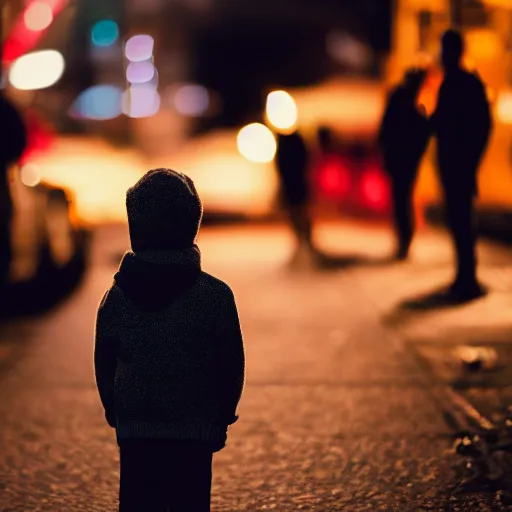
[432,29,492,299]
[275,129,319,264]
[0,93,27,291]
[94,169,245,512]
[378,68,430,260]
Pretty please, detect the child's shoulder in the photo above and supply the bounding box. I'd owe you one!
[97,284,123,315]
[198,271,233,292]
[197,271,235,299]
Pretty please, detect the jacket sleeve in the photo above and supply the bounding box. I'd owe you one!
[215,288,245,425]
[94,290,119,428]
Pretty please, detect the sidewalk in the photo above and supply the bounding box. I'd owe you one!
[0,220,511,511]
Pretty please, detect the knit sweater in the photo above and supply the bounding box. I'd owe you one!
[94,246,245,451]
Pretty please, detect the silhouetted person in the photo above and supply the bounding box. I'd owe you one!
[275,130,317,262]
[94,169,245,512]
[0,94,27,291]
[378,69,430,259]
[432,30,492,298]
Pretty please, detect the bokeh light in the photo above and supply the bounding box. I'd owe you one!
[237,123,277,164]
[24,1,54,32]
[318,159,351,199]
[9,50,65,90]
[20,164,41,187]
[126,61,156,84]
[91,20,119,48]
[466,29,501,61]
[326,31,372,69]
[496,90,512,125]
[360,168,389,211]
[265,90,298,133]
[174,84,210,117]
[70,85,123,120]
[123,86,161,118]
[125,35,154,62]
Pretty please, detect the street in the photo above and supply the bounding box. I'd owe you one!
[1,221,512,511]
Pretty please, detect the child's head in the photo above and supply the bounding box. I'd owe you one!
[126,168,203,252]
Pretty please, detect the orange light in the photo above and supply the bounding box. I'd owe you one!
[465,30,501,62]
[496,90,512,125]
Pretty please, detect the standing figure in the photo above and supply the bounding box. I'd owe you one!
[95,169,245,512]
[432,29,492,299]
[378,68,430,260]
[275,130,318,263]
[0,94,27,291]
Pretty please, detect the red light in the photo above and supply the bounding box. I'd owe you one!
[316,155,351,199]
[20,111,55,165]
[360,167,389,211]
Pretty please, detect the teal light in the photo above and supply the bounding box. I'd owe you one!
[91,20,119,48]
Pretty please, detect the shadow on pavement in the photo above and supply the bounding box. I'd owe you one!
[381,284,489,328]
[317,252,396,271]
[397,284,488,312]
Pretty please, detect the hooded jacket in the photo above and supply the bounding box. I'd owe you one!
[94,169,245,451]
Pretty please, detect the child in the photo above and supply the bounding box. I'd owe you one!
[94,169,245,512]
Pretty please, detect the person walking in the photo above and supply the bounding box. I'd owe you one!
[432,29,492,299]
[378,68,430,260]
[275,129,319,265]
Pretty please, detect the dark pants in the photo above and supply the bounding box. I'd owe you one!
[390,176,416,257]
[444,185,477,286]
[118,439,213,512]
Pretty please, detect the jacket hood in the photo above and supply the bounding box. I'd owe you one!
[114,246,201,311]
[126,168,203,253]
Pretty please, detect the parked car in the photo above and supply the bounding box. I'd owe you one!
[2,163,89,317]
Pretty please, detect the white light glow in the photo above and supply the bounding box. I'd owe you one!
[9,50,65,90]
[20,164,41,187]
[265,90,298,132]
[237,123,277,164]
